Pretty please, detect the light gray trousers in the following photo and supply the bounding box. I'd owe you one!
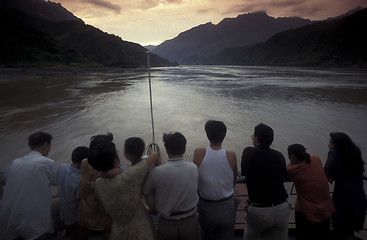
[243,201,291,240]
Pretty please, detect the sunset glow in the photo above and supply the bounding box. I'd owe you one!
[53,0,367,46]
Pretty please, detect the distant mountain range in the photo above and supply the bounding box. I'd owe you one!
[205,8,367,67]
[152,7,367,67]
[1,0,365,68]
[152,12,314,64]
[0,0,176,68]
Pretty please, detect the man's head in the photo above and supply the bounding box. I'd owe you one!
[205,120,227,144]
[28,132,53,156]
[124,137,145,164]
[71,146,89,165]
[253,123,274,147]
[163,132,186,156]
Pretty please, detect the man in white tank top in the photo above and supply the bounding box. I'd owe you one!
[193,120,238,240]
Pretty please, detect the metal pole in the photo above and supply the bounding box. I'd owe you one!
[147,51,155,143]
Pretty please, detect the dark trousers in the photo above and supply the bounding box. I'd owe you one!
[295,211,332,240]
[198,197,236,240]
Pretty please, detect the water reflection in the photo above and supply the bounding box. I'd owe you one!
[0,66,366,169]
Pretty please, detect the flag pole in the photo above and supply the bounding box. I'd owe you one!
[147,51,155,143]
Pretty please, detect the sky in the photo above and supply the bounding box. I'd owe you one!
[53,0,367,46]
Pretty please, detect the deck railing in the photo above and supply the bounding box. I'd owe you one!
[234,175,367,231]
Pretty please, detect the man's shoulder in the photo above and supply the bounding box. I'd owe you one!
[59,162,69,168]
[194,147,206,154]
[242,146,255,154]
[59,163,79,173]
[37,155,56,164]
[152,159,197,171]
[269,148,285,157]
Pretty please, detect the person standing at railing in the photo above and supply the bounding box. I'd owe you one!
[241,123,290,240]
[0,132,57,240]
[88,134,159,240]
[324,132,366,240]
[143,132,201,240]
[193,120,238,240]
[287,144,335,240]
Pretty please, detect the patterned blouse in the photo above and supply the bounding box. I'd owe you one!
[78,159,112,231]
[95,160,156,240]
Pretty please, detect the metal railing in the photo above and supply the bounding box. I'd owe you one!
[234,176,367,231]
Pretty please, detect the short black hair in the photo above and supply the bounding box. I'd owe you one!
[124,137,145,159]
[254,123,274,147]
[89,132,113,149]
[88,141,117,172]
[28,132,52,149]
[205,120,227,143]
[163,132,186,155]
[71,146,89,164]
[88,132,116,172]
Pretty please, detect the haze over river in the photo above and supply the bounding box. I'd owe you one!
[1,66,367,169]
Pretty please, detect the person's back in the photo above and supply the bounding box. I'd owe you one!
[90,136,158,240]
[287,144,335,240]
[58,146,89,239]
[143,132,200,240]
[242,145,288,204]
[0,132,57,240]
[324,132,366,239]
[288,155,334,219]
[198,147,234,200]
[78,133,113,237]
[241,123,289,240]
[149,159,198,217]
[194,120,237,240]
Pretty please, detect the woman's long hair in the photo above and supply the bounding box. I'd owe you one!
[330,132,364,177]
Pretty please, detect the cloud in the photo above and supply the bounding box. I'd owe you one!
[55,0,367,45]
[162,0,183,3]
[84,0,121,13]
[196,8,218,15]
[221,0,367,20]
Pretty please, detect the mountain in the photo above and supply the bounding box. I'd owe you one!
[0,9,90,67]
[206,8,367,68]
[0,0,176,68]
[152,12,313,64]
[144,45,157,52]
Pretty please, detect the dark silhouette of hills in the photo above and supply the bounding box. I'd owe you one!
[1,0,81,22]
[206,8,367,68]
[0,9,89,67]
[0,0,176,68]
[152,12,313,64]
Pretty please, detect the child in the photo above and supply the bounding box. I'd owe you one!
[58,146,89,240]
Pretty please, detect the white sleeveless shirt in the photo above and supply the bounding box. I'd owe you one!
[198,147,234,200]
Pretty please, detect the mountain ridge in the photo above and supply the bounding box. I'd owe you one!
[153,11,314,64]
[205,8,367,68]
[0,0,176,68]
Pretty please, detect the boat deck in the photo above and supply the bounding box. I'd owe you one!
[56,177,367,240]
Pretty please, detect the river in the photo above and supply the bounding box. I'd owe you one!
[1,66,367,169]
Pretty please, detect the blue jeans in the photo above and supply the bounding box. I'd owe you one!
[243,202,290,240]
